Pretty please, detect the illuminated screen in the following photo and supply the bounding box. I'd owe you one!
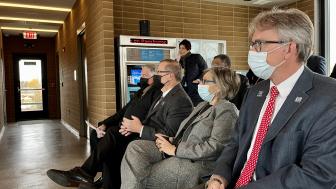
[130,69,142,85]
[140,49,165,61]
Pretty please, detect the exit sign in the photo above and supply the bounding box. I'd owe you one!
[23,31,37,39]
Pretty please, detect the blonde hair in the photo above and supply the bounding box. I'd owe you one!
[206,67,240,100]
[248,8,314,62]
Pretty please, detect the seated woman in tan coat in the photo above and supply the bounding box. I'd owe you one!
[120,67,240,189]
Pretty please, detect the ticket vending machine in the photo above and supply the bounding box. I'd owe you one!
[116,35,177,109]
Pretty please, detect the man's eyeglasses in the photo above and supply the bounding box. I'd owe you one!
[201,79,216,85]
[156,70,171,74]
[249,40,288,52]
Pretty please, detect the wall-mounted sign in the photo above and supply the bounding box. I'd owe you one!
[23,31,37,40]
[130,38,168,44]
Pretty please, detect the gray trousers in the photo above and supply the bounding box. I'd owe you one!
[121,140,210,189]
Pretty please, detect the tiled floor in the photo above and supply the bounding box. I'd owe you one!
[0,120,90,189]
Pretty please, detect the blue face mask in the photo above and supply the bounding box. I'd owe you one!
[247,44,287,80]
[198,85,214,102]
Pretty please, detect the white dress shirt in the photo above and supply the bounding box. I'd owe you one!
[245,65,304,180]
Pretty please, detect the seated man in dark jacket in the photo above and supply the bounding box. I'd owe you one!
[89,64,161,152]
[212,54,249,110]
[47,64,162,188]
[47,60,193,189]
[120,59,194,141]
[306,55,327,75]
[246,68,263,85]
[179,39,208,106]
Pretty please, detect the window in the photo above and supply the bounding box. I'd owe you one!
[326,0,336,73]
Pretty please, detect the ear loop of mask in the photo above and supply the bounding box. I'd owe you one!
[161,73,171,85]
[267,42,290,68]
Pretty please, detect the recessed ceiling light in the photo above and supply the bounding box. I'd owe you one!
[0,2,71,12]
[253,0,271,5]
[0,16,63,24]
[1,26,58,33]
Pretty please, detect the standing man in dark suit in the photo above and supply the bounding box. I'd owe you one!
[194,8,336,189]
[179,39,208,106]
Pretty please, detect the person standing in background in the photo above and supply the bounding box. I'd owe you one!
[179,39,208,106]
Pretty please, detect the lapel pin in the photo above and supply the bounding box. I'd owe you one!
[257,91,263,97]
[294,97,302,103]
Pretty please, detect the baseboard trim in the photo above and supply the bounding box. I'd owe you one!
[60,119,80,139]
[0,126,5,142]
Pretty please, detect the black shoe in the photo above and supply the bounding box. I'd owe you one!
[47,167,94,187]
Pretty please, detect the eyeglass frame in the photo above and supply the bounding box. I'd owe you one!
[156,70,171,74]
[249,40,288,52]
[201,79,216,85]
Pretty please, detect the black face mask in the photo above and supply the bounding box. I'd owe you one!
[153,75,164,89]
[138,77,149,89]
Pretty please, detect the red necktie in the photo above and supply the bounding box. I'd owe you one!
[235,86,279,188]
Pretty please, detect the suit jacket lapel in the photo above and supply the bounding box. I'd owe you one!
[263,67,313,144]
[246,82,269,141]
[175,102,212,137]
[145,95,162,119]
[175,104,201,136]
[236,81,269,162]
[144,83,182,121]
[190,105,212,125]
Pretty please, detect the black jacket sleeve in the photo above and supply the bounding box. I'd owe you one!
[141,97,193,141]
[196,54,208,79]
[98,89,143,127]
[98,101,131,127]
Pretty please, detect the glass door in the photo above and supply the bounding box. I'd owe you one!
[14,55,48,120]
[18,59,44,112]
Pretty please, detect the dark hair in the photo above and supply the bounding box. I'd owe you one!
[213,54,232,68]
[179,39,191,50]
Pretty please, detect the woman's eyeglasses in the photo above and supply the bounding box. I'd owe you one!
[201,79,216,85]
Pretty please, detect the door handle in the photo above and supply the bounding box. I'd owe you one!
[17,88,45,92]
